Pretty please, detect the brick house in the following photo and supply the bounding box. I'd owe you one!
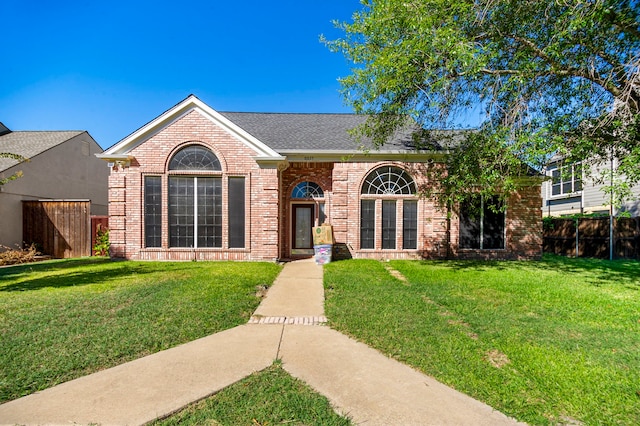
[98,95,542,261]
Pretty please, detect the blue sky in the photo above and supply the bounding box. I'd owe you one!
[1,1,361,149]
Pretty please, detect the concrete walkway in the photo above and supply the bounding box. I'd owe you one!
[0,258,524,426]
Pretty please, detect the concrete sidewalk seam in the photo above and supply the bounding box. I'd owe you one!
[275,322,286,360]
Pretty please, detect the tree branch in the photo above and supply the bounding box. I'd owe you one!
[508,34,624,98]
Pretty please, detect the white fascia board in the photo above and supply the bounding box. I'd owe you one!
[254,155,288,169]
[276,149,447,163]
[95,153,133,161]
[101,95,282,160]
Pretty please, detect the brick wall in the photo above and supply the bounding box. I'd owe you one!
[449,184,543,260]
[280,162,334,259]
[107,110,542,261]
[107,110,279,261]
[330,161,450,260]
[270,159,541,261]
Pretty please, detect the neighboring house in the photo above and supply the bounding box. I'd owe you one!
[98,95,542,261]
[0,123,109,249]
[542,158,640,217]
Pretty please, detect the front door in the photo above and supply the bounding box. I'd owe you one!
[291,204,314,255]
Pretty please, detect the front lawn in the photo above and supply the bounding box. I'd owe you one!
[324,255,640,426]
[0,258,281,403]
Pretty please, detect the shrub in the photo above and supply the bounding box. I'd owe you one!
[93,224,110,257]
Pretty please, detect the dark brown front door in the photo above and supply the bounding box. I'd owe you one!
[292,204,314,254]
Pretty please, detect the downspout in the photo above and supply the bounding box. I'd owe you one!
[277,160,290,261]
[278,166,284,261]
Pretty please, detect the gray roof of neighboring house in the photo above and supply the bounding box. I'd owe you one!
[0,127,84,172]
[219,112,463,152]
[0,122,10,136]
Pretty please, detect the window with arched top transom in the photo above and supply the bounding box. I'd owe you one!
[144,144,245,250]
[360,166,418,251]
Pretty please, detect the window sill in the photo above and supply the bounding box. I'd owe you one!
[358,248,420,251]
[548,192,582,200]
[458,248,507,251]
[141,247,249,252]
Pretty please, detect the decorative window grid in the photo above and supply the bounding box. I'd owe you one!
[361,166,416,195]
[292,181,324,199]
[169,145,221,171]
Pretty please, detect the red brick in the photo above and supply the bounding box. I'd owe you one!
[107,111,542,261]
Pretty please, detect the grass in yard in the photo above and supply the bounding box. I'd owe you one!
[0,258,281,403]
[152,361,352,426]
[324,255,640,426]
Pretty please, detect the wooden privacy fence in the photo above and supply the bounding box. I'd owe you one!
[22,200,92,258]
[543,217,640,259]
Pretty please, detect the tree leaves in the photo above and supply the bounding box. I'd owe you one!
[326,0,640,207]
[0,153,27,186]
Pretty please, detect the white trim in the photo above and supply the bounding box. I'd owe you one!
[278,150,446,163]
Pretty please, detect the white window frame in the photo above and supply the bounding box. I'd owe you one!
[549,162,582,198]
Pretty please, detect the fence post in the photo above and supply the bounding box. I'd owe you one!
[609,214,614,260]
[637,217,640,261]
[575,217,579,258]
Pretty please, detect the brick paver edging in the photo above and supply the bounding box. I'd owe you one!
[248,316,327,325]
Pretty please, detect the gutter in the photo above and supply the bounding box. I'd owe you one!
[275,149,447,163]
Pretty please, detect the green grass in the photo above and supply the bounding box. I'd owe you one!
[0,258,281,403]
[153,361,352,426]
[324,255,640,426]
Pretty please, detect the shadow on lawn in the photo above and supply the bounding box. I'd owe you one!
[0,259,193,292]
[0,257,111,278]
[419,254,640,289]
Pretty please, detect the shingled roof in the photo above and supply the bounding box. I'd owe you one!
[218,112,457,153]
[0,126,84,172]
[102,95,465,164]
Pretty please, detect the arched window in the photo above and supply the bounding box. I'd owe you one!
[360,166,418,250]
[144,144,246,250]
[165,145,223,248]
[292,181,324,199]
[169,145,221,171]
[361,166,416,195]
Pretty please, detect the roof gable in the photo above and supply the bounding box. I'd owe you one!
[0,130,84,172]
[0,122,10,136]
[99,95,284,164]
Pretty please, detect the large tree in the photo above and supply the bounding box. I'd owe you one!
[326,0,640,209]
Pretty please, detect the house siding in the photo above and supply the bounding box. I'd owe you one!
[0,133,108,249]
[543,160,640,217]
